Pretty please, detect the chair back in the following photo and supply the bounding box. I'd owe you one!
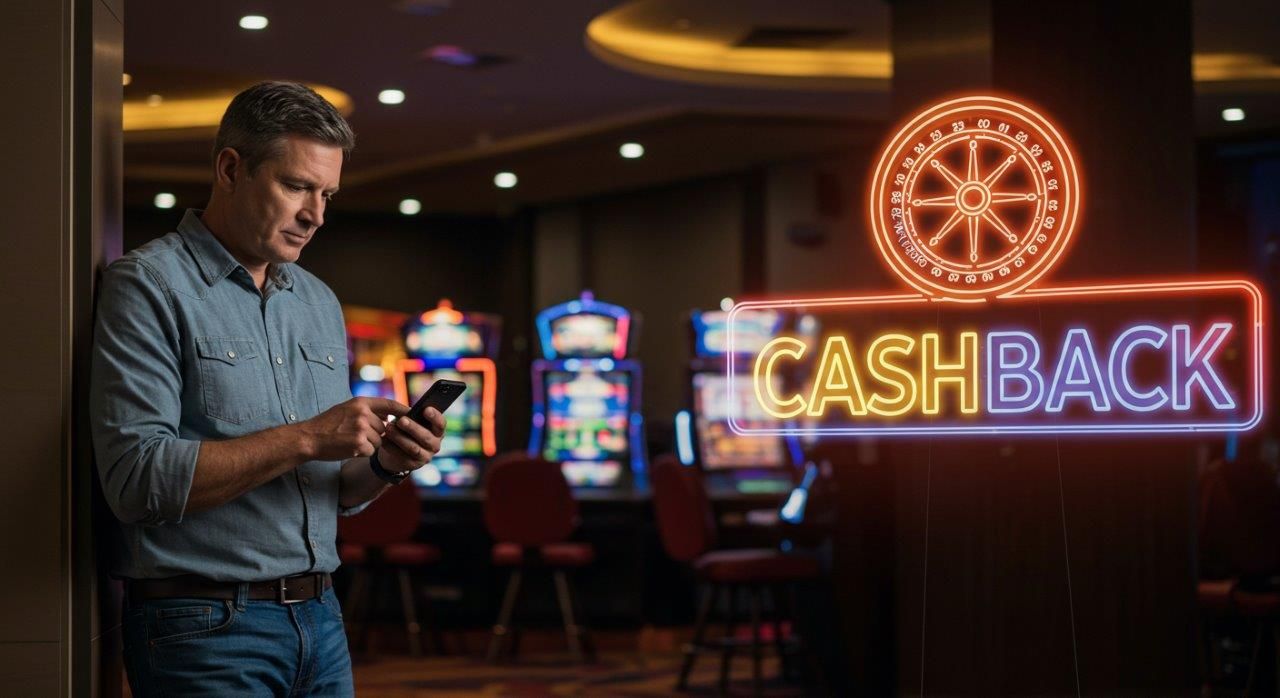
[651,455,716,562]
[483,453,578,545]
[337,478,421,546]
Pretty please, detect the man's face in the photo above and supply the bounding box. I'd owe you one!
[226,135,343,268]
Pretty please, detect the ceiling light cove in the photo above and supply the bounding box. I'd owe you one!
[123,85,353,133]
[586,1,891,90]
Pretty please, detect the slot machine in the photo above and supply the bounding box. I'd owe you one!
[392,300,500,494]
[675,304,803,502]
[343,305,410,401]
[529,291,647,496]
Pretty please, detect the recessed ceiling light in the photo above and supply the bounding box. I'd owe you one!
[146,94,163,107]
[378,89,406,105]
[122,73,132,86]
[239,15,268,30]
[619,142,645,159]
[719,297,734,311]
[399,198,422,215]
[1222,107,1246,122]
[494,171,518,189]
[154,193,176,209]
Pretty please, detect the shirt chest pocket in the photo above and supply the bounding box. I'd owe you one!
[300,342,350,413]
[195,337,269,425]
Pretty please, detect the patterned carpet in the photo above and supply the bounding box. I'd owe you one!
[351,629,810,697]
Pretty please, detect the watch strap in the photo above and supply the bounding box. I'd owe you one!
[369,451,408,485]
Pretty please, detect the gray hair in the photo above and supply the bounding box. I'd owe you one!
[213,81,355,172]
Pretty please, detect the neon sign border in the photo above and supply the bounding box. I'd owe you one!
[725,278,1265,436]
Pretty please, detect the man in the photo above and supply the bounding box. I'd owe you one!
[90,81,445,696]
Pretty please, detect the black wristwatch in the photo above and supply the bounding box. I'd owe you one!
[369,451,409,485]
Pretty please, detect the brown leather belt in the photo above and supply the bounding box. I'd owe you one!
[127,572,331,605]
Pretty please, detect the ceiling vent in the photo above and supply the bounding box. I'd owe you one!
[422,44,512,69]
[735,26,853,49]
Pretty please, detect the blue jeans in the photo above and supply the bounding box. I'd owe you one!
[122,585,354,697]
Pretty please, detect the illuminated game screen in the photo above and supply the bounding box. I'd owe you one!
[694,373,787,470]
[697,310,781,356]
[404,322,483,359]
[550,314,619,357]
[543,370,631,487]
[404,369,485,488]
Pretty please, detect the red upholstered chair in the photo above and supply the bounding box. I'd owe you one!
[338,479,443,657]
[483,453,596,662]
[1197,456,1280,694]
[651,455,821,694]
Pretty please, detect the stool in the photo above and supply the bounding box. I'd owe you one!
[651,455,822,694]
[338,479,443,657]
[483,454,596,663]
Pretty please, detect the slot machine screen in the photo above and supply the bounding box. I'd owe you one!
[550,314,619,357]
[542,369,631,487]
[695,310,781,356]
[693,372,788,470]
[404,368,485,488]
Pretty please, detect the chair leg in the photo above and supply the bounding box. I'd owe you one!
[787,583,826,694]
[749,586,764,697]
[419,585,447,657]
[1273,620,1280,698]
[365,570,384,658]
[679,583,716,691]
[770,585,793,681]
[565,571,597,662]
[397,569,423,657]
[1245,618,1265,698]
[488,570,523,663]
[344,568,369,652]
[554,570,585,663]
[719,585,738,695]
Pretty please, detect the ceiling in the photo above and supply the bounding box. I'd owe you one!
[123,0,1280,214]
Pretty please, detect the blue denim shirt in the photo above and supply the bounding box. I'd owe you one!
[90,209,358,581]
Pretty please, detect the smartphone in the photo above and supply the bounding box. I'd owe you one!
[405,379,467,427]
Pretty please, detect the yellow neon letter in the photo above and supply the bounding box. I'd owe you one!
[753,336,807,419]
[921,331,979,415]
[866,333,918,417]
[807,335,868,417]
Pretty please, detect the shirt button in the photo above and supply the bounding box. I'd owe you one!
[289,414,297,421]
[327,355,334,363]
[227,350,237,359]
[301,476,311,486]
[276,356,284,365]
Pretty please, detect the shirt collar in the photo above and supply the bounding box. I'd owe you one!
[177,208,294,292]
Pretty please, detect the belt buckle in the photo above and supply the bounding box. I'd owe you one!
[277,577,306,605]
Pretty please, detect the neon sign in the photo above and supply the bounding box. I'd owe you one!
[729,96,1266,436]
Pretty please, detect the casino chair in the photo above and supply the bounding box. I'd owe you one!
[650,454,822,695]
[1197,455,1280,696]
[337,478,444,657]
[483,453,597,663]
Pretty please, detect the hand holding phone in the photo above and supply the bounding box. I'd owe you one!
[405,379,466,427]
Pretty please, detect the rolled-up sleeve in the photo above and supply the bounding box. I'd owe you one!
[90,259,199,526]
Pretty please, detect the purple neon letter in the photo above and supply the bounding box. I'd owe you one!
[1108,324,1170,412]
[1172,323,1236,411]
[987,331,1044,413]
[1047,328,1112,413]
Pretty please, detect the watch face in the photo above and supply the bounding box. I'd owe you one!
[869,95,1080,301]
